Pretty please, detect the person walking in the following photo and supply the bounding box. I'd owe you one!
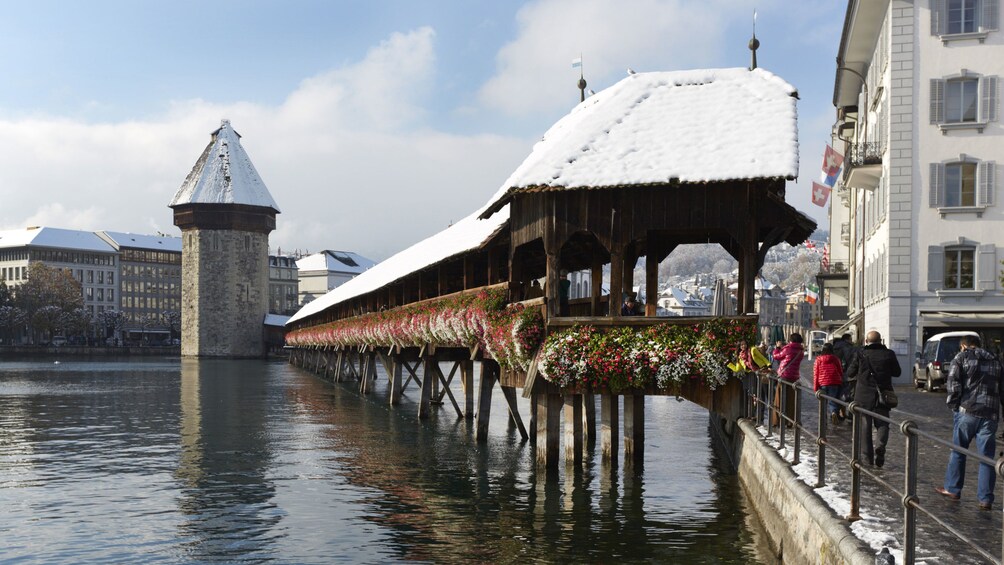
[846,330,901,467]
[813,343,844,425]
[935,334,1003,510]
[831,333,855,420]
[771,333,805,426]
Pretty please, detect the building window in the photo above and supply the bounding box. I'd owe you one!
[949,0,979,33]
[933,0,1000,36]
[930,159,996,208]
[930,74,998,127]
[944,247,975,289]
[107,272,114,285]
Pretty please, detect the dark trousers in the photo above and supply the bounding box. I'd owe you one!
[859,406,890,463]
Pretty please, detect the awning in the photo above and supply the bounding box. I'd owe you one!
[919,311,1004,325]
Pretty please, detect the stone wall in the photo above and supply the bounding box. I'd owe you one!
[181,228,268,358]
[735,419,874,565]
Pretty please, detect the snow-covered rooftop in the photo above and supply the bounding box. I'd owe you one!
[97,231,182,253]
[296,250,377,275]
[169,120,281,213]
[0,227,117,253]
[482,67,799,217]
[287,205,508,325]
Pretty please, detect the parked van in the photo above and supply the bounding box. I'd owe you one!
[913,331,980,391]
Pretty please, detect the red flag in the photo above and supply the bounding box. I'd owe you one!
[811,182,831,207]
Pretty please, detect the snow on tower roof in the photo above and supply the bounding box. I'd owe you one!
[169,120,280,213]
[481,67,799,218]
[0,226,116,253]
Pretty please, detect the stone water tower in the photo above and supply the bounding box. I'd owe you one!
[169,120,280,358]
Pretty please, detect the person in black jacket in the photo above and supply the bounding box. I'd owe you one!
[846,330,901,467]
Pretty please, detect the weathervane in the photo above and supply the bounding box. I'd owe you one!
[749,9,760,70]
[572,54,586,102]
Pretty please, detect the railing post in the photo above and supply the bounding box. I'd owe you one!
[778,380,787,453]
[816,389,826,488]
[902,420,918,565]
[766,375,775,438]
[848,402,861,521]
[792,381,801,465]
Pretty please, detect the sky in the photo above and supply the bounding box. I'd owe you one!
[0,0,846,261]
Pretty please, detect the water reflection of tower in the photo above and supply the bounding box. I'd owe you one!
[175,360,277,561]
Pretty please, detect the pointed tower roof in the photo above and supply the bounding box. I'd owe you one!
[170,120,280,213]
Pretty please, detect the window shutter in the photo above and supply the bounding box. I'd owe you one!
[928,246,945,291]
[931,79,945,124]
[981,76,998,122]
[932,0,945,34]
[978,161,996,205]
[983,0,1000,31]
[977,244,998,291]
[930,163,945,207]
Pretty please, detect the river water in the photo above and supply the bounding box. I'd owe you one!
[0,357,773,563]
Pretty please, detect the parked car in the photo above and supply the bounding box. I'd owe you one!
[913,331,979,391]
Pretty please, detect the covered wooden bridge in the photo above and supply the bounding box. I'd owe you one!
[285,67,815,471]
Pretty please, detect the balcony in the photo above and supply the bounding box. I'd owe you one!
[842,141,883,190]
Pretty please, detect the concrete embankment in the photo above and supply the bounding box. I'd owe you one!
[0,345,180,357]
[735,418,873,565]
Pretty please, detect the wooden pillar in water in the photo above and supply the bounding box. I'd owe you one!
[535,392,561,471]
[601,394,619,461]
[461,360,475,419]
[388,353,403,406]
[477,360,499,441]
[501,385,528,440]
[623,394,645,467]
[564,394,583,467]
[582,393,596,446]
[418,353,435,420]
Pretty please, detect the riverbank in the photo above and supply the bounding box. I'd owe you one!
[0,345,180,357]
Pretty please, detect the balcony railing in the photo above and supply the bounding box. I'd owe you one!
[847,141,883,167]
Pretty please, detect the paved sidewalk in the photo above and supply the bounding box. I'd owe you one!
[760,363,1002,564]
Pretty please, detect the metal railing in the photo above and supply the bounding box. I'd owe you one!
[742,372,1004,565]
[847,141,883,167]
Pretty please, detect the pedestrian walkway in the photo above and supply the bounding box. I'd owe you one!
[757,363,1002,564]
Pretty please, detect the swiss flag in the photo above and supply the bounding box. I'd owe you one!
[811,182,831,207]
[820,145,844,187]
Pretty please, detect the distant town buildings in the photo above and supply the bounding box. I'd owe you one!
[268,255,300,316]
[97,231,182,343]
[296,250,375,305]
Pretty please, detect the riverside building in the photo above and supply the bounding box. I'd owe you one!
[828,0,1004,366]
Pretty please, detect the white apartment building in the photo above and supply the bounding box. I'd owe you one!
[296,250,375,305]
[830,0,1004,367]
[0,226,120,318]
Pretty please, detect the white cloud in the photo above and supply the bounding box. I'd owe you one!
[478,0,756,117]
[0,27,531,261]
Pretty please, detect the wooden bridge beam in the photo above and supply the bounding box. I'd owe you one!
[461,360,475,419]
[535,392,562,471]
[601,394,619,462]
[476,360,499,441]
[623,394,645,467]
[501,385,528,440]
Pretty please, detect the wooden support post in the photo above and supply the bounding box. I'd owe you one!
[389,356,403,405]
[583,393,596,446]
[609,246,624,315]
[501,385,528,440]
[418,355,435,420]
[545,251,560,319]
[476,360,499,442]
[623,394,645,467]
[463,255,475,291]
[334,350,344,382]
[564,394,583,467]
[645,252,659,317]
[437,362,463,419]
[601,394,619,461]
[591,254,604,316]
[535,392,562,472]
[461,360,475,419]
[529,393,538,444]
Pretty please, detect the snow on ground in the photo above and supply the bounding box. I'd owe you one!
[760,426,918,564]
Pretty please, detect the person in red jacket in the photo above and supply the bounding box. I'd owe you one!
[771,333,805,426]
[813,343,845,425]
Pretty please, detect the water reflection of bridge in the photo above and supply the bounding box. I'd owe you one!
[285,67,815,472]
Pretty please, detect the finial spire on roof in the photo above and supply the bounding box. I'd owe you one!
[749,9,760,70]
[572,54,586,103]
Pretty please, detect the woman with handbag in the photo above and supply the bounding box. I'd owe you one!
[846,330,902,467]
